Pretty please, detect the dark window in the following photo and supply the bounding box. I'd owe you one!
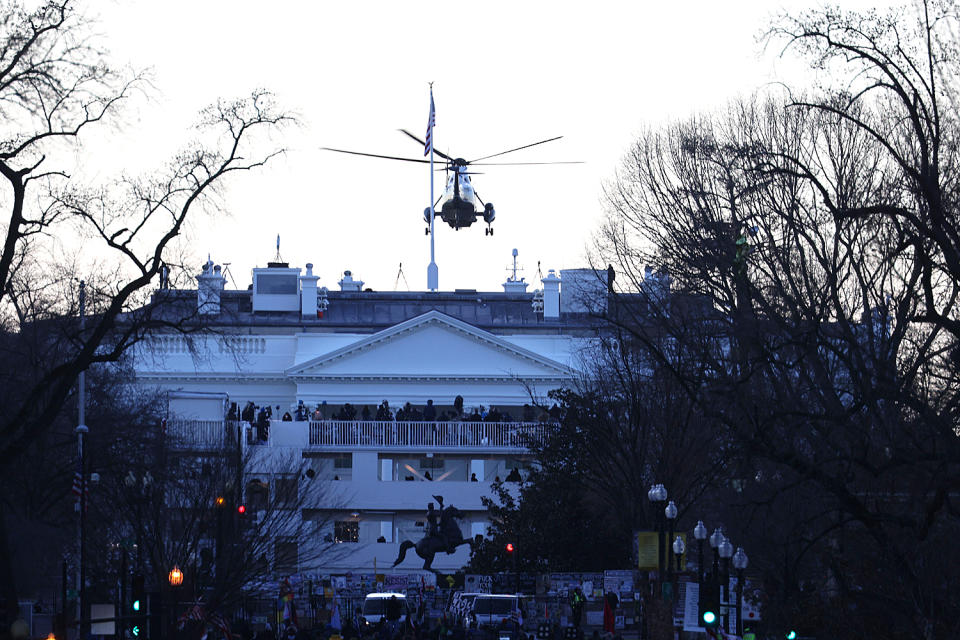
[256,274,297,294]
[334,455,352,469]
[273,477,298,507]
[334,521,359,543]
[419,457,445,469]
[274,540,298,574]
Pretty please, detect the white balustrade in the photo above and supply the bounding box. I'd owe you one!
[163,419,550,451]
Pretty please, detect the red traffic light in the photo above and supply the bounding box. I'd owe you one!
[505,543,514,553]
[237,505,246,514]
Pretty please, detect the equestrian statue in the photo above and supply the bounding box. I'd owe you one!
[393,495,474,571]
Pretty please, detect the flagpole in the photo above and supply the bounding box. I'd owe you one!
[427,83,438,291]
[76,279,89,639]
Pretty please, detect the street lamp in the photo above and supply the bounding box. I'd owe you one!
[665,500,678,575]
[693,520,707,585]
[719,537,734,632]
[732,547,749,636]
[168,565,184,587]
[647,483,668,582]
[709,527,723,580]
[672,535,685,576]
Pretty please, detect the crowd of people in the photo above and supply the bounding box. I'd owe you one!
[226,396,562,444]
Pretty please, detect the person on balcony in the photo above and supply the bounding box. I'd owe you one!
[505,467,522,482]
[361,405,371,421]
[282,411,293,421]
[424,399,436,421]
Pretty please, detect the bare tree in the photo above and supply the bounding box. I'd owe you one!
[596,3,960,634]
[0,1,292,631]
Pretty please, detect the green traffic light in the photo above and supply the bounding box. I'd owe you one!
[132,599,141,612]
[786,632,797,640]
[132,625,140,636]
[702,611,716,625]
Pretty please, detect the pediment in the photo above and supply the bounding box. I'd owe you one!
[287,311,574,380]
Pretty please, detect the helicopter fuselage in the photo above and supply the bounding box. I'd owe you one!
[439,164,479,229]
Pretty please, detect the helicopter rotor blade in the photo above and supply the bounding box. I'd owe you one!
[470,161,584,166]
[320,147,432,164]
[398,129,454,161]
[468,136,564,163]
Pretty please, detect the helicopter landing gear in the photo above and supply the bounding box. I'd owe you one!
[425,227,430,235]
[485,227,494,236]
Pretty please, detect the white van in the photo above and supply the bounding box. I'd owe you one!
[468,594,528,630]
[361,592,409,627]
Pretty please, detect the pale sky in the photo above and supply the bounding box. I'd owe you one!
[84,0,898,293]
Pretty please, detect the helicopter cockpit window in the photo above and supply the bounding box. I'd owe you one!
[256,274,298,295]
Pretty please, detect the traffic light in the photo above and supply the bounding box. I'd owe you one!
[237,504,246,515]
[698,576,720,629]
[505,542,514,553]
[785,631,797,640]
[131,573,145,613]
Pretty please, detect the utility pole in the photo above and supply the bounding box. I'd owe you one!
[76,279,89,640]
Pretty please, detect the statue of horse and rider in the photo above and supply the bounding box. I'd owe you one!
[393,495,473,571]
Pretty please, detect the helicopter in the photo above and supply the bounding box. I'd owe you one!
[322,129,579,235]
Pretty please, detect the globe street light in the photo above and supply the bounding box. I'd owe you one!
[732,547,749,636]
[672,535,685,574]
[693,520,708,585]
[647,484,668,582]
[719,537,734,632]
[168,565,184,587]
[709,527,723,580]
[665,500,678,574]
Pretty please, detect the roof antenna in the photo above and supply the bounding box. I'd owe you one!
[221,263,238,289]
[506,248,524,282]
[536,260,543,281]
[395,262,410,291]
[274,234,283,263]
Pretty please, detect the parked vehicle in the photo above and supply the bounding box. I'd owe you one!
[361,592,409,627]
[468,594,530,630]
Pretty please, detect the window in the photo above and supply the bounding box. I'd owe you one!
[419,457,445,469]
[247,480,269,511]
[334,455,352,469]
[274,539,298,574]
[256,274,297,294]
[273,477,298,507]
[334,521,359,543]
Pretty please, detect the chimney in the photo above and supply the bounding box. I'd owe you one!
[541,269,560,319]
[300,262,320,318]
[197,258,225,315]
[338,270,364,292]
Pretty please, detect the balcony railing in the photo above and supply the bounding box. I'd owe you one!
[307,420,548,450]
[163,419,552,452]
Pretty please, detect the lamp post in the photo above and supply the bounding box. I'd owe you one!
[693,520,707,586]
[647,484,668,584]
[168,566,184,587]
[732,547,749,637]
[665,500,677,576]
[719,537,734,633]
[709,528,723,582]
[671,536,685,585]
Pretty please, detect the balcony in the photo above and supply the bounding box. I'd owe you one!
[307,420,547,452]
[165,419,551,453]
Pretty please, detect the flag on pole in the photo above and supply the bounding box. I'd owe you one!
[71,458,87,509]
[424,88,436,156]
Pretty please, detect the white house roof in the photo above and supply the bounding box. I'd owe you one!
[287,310,576,381]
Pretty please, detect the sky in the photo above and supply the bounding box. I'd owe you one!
[86,0,899,293]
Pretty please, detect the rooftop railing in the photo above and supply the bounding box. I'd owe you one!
[307,420,549,450]
[164,419,552,451]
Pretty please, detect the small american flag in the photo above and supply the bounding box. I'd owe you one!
[71,458,87,508]
[424,88,435,156]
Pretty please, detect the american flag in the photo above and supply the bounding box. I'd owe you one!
[424,88,435,157]
[71,459,87,508]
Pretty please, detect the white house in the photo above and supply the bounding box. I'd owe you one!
[130,256,610,577]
